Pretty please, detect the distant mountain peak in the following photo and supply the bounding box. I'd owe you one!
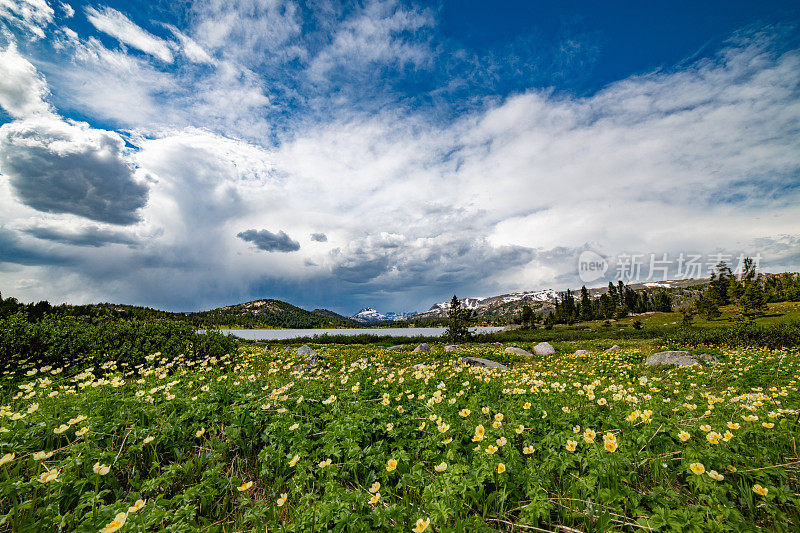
[351,307,414,323]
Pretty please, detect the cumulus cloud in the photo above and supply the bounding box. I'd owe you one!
[237,229,300,253]
[0,116,148,224]
[0,41,51,117]
[0,0,53,38]
[85,6,174,63]
[310,232,327,242]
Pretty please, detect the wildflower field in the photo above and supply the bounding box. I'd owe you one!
[1,340,799,532]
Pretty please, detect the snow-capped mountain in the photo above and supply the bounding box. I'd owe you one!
[351,308,414,323]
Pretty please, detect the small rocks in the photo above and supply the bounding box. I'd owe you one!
[505,346,533,357]
[460,357,508,371]
[412,343,430,353]
[444,345,463,352]
[533,342,555,356]
[387,345,406,350]
[297,344,322,364]
[644,350,718,367]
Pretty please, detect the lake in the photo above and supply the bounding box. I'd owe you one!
[205,326,505,341]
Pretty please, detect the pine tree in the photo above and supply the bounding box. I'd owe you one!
[739,281,767,320]
[579,286,593,321]
[696,289,721,320]
[444,295,472,343]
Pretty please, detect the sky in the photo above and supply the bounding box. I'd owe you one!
[1,0,799,315]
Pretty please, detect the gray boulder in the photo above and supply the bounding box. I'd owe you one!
[501,324,523,332]
[573,349,590,356]
[505,346,533,357]
[645,351,707,367]
[412,343,430,353]
[533,342,555,356]
[387,344,406,350]
[297,345,322,364]
[445,345,463,352]
[460,357,508,371]
[606,345,622,351]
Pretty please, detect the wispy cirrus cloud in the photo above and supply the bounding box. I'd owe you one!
[85,5,174,63]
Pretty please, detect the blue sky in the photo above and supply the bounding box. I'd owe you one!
[1,1,799,315]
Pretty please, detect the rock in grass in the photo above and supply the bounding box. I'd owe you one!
[645,351,702,367]
[573,349,590,356]
[297,344,322,364]
[606,345,621,351]
[413,343,431,353]
[505,346,533,357]
[387,345,406,350]
[533,342,555,356]
[460,357,508,371]
[445,345,463,352]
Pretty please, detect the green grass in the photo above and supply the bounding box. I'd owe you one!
[1,340,799,531]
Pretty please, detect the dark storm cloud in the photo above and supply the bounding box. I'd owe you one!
[237,228,300,252]
[22,226,139,247]
[0,117,148,225]
[310,232,327,242]
[0,228,74,266]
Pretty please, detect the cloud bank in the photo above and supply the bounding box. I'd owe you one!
[0,1,798,315]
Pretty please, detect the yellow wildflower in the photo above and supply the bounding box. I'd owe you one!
[434,462,447,472]
[277,492,287,506]
[93,462,110,476]
[128,499,146,513]
[497,463,506,473]
[369,492,380,504]
[237,481,253,491]
[583,428,596,443]
[678,430,690,442]
[752,484,768,496]
[38,469,60,483]
[195,428,205,438]
[689,462,705,475]
[369,481,381,493]
[0,453,14,466]
[386,459,397,472]
[566,440,577,452]
[603,433,618,452]
[412,518,430,533]
[523,446,534,455]
[100,512,127,533]
[485,445,498,454]
[707,470,724,481]
[289,454,300,467]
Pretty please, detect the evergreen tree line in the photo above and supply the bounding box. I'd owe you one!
[537,281,672,326]
[693,259,797,320]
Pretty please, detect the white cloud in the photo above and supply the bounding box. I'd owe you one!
[163,24,214,64]
[0,115,149,224]
[0,40,51,117]
[59,2,73,18]
[2,18,800,312]
[307,0,433,82]
[85,5,174,63]
[0,0,53,38]
[191,0,302,66]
